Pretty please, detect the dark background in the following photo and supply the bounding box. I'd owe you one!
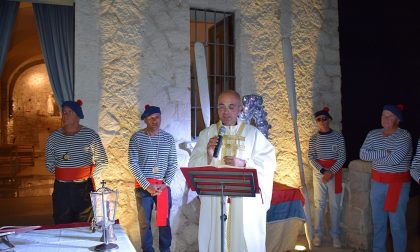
[339,0,420,162]
[338,1,420,193]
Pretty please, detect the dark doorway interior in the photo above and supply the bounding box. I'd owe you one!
[339,1,420,168]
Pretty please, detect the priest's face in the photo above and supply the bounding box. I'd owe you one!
[217,92,243,126]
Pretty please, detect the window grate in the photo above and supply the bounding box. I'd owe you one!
[190,8,235,139]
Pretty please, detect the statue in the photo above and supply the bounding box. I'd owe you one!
[47,93,56,116]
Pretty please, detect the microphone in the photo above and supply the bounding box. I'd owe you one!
[213,126,226,158]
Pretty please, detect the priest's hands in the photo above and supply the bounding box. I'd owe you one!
[223,156,246,167]
[207,136,219,163]
[206,136,246,167]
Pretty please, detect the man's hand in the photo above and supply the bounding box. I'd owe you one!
[155,184,167,194]
[146,184,167,196]
[146,184,159,196]
[207,136,220,163]
[223,156,246,167]
[322,171,333,183]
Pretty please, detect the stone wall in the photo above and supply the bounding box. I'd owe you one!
[74,0,341,250]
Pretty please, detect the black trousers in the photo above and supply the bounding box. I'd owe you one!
[52,178,94,224]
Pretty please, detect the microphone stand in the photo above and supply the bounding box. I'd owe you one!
[211,156,227,252]
[211,127,227,251]
[220,182,227,252]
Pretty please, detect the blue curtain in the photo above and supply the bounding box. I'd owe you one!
[0,1,19,76]
[33,3,74,105]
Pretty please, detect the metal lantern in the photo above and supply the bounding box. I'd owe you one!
[90,180,119,251]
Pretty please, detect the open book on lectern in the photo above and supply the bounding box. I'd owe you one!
[180,166,260,197]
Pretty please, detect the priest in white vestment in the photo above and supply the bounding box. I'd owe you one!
[188,90,276,252]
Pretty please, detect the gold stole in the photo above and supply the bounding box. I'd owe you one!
[216,121,246,250]
[217,121,246,160]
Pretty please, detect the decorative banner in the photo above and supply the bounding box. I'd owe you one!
[240,94,271,138]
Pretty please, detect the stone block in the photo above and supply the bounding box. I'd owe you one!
[323,47,340,63]
[349,192,370,209]
[324,64,341,76]
[342,206,364,231]
[341,161,373,251]
[345,231,372,251]
[348,171,371,193]
[349,160,372,173]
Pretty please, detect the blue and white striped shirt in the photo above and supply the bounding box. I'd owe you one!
[128,129,178,189]
[360,128,412,173]
[410,140,420,183]
[45,126,108,178]
[308,130,346,174]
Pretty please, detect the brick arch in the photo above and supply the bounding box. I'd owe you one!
[8,59,45,108]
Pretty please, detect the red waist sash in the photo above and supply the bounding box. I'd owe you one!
[134,179,142,189]
[55,165,95,189]
[317,159,342,193]
[55,166,93,180]
[135,178,169,227]
[371,170,410,212]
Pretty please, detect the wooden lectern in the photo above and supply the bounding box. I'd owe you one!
[181,166,259,252]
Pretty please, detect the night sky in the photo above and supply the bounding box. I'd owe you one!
[338,1,420,161]
[338,1,420,195]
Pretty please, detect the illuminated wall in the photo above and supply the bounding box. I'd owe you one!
[8,64,61,151]
[75,0,341,250]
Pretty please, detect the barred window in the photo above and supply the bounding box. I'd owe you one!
[190,8,235,139]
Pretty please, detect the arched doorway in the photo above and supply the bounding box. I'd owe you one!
[0,3,61,225]
[8,63,61,154]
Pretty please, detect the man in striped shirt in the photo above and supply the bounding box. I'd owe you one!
[411,140,420,184]
[128,105,178,252]
[45,100,108,224]
[308,107,346,248]
[360,104,412,252]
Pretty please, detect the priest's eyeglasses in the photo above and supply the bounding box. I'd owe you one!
[217,104,240,111]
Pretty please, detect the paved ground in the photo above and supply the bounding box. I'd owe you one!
[295,234,356,252]
[294,224,420,252]
[1,155,419,251]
